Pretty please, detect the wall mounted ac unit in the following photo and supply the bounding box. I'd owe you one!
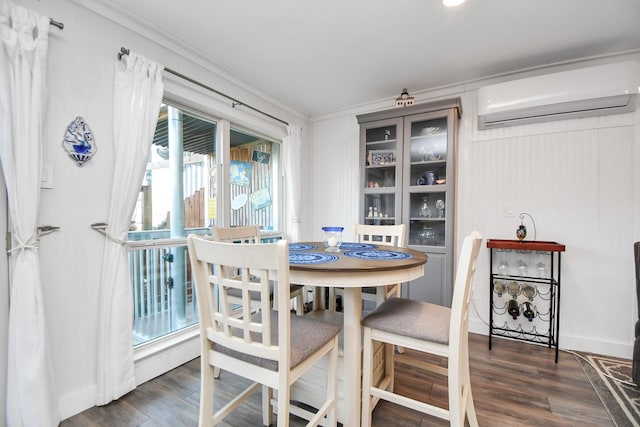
[477,61,640,130]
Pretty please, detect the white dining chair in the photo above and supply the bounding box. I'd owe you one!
[360,231,483,427]
[329,223,406,312]
[211,225,305,316]
[188,236,339,427]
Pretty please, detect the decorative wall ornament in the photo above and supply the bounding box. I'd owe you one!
[395,88,415,107]
[62,116,96,166]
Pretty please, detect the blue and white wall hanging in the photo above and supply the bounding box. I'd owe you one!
[62,116,96,166]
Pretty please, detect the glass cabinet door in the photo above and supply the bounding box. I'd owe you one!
[361,118,403,225]
[405,114,451,249]
[358,99,460,307]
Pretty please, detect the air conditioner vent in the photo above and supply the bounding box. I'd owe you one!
[478,61,640,130]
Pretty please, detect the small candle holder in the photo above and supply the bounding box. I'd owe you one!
[322,227,343,252]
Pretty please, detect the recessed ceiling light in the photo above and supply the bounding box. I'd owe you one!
[443,0,466,6]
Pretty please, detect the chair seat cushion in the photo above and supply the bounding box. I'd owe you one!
[211,311,340,371]
[361,297,451,344]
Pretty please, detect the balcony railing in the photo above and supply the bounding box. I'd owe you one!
[129,228,284,346]
[129,228,209,346]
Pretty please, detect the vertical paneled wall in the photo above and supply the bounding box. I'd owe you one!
[310,68,639,358]
[458,90,638,356]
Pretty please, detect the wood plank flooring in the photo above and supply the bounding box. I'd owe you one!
[61,333,614,426]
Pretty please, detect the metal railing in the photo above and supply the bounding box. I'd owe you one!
[129,228,209,345]
[129,228,284,346]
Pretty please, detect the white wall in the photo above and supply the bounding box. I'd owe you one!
[309,115,361,240]
[6,0,310,421]
[0,167,7,426]
[309,58,640,359]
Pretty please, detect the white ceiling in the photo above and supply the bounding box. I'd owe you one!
[105,0,640,117]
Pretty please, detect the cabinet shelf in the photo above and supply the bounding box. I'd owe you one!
[410,134,443,141]
[364,187,396,194]
[364,217,397,223]
[366,138,397,145]
[366,163,396,169]
[409,217,445,222]
[410,184,447,190]
[410,160,446,166]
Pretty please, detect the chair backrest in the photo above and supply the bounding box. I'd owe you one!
[449,231,483,353]
[211,224,261,244]
[354,223,406,247]
[187,235,291,368]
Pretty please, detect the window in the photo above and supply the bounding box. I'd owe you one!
[129,102,283,346]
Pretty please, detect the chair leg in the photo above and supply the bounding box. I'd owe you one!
[213,366,221,379]
[465,385,479,427]
[328,288,337,311]
[326,337,339,426]
[449,344,476,427]
[384,342,395,392]
[312,286,325,311]
[375,287,385,307]
[295,292,304,316]
[200,361,216,427]
[262,385,273,426]
[462,344,478,427]
[361,328,374,427]
[277,384,290,427]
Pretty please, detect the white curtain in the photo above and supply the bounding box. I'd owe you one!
[284,125,302,242]
[95,52,163,405]
[0,2,58,426]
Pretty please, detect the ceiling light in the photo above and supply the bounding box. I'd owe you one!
[443,0,466,6]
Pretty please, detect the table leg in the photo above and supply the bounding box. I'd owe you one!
[342,287,362,427]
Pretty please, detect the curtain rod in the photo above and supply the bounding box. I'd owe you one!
[49,19,64,30]
[117,47,289,127]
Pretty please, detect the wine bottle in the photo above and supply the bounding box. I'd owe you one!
[508,299,520,319]
[523,301,536,321]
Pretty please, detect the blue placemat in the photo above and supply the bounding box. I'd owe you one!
[339,242,378,250]
[343,250,413,260]
[289,243,318,251]
[289,252,339,265]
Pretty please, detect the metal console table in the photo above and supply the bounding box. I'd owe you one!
[487,239,565,362]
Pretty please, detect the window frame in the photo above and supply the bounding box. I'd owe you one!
[132,74,287,381]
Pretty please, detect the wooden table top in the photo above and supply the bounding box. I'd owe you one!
[288,241,427,273]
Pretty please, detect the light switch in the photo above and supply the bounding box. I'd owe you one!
[41,162,53,189]
[504,202,516,218]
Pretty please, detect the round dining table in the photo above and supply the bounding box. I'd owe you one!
[287,242,427,427]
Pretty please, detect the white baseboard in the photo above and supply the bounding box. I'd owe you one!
[134,330,200,386]
[58,384,97,422]
[58,329,201,421]
[469,318,633,359]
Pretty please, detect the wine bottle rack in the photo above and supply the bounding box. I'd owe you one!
[487,239,565,362]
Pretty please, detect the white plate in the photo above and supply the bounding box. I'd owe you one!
[231,193,248,210]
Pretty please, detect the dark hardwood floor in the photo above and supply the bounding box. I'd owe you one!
[61,333,614,426]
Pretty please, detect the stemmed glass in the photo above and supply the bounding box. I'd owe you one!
[498,250,509,276]
[435,199,445,218]
[536,251,547,278]
[517,259,528,276]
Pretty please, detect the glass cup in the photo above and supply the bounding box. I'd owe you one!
[322,227,344,252]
